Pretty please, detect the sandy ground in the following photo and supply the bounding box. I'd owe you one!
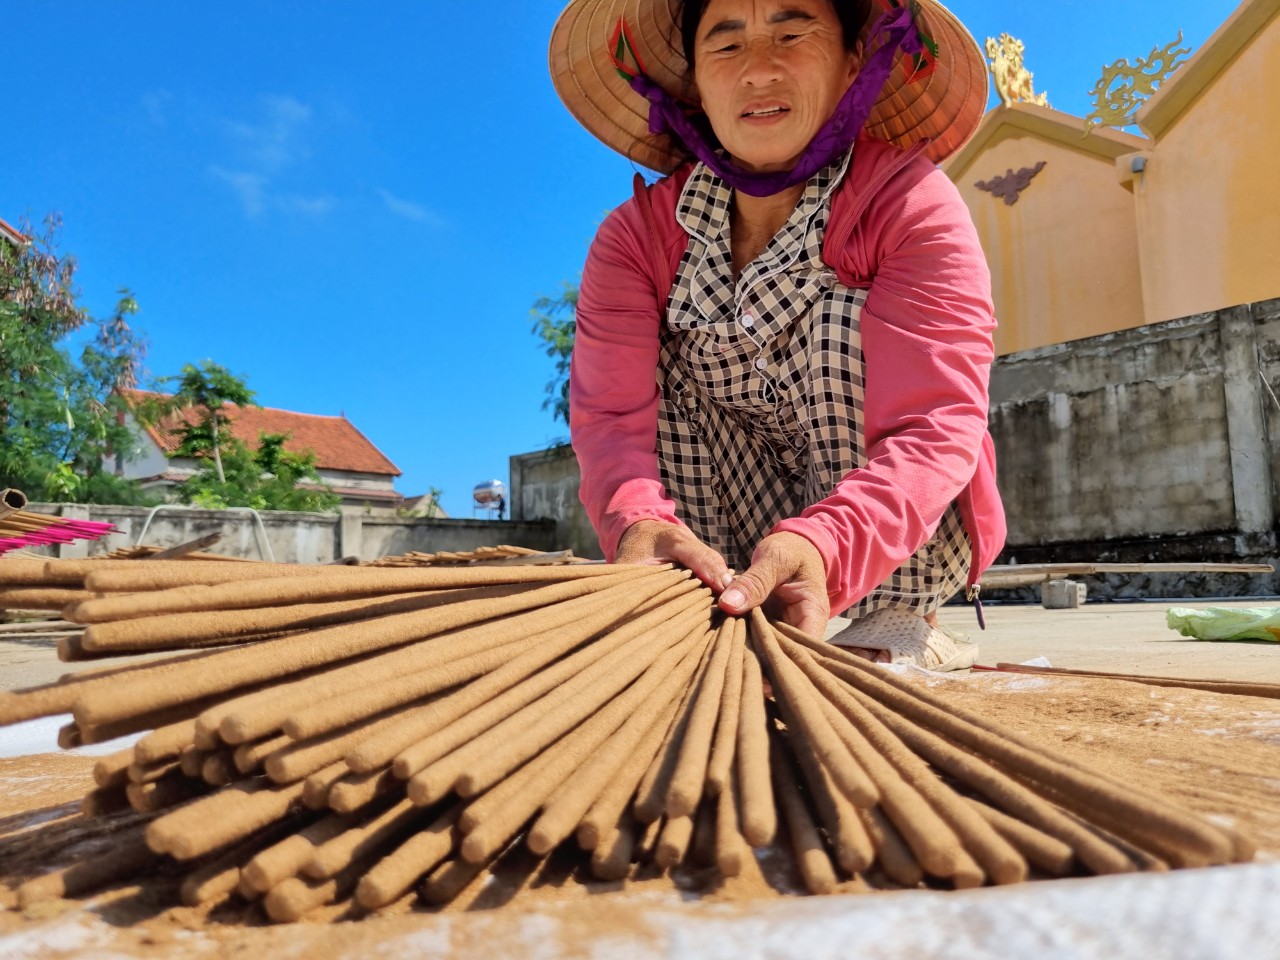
[937,599,1280,683]
[2,601,1279,957]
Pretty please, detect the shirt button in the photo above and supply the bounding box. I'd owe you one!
[754,357,768,371]
[741,312,755,328]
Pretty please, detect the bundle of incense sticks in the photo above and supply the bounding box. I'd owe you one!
[368,545,590,567]
[0,489,116,555]
[0,558,1254,922]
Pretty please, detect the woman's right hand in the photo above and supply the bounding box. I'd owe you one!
[615,520,734,594]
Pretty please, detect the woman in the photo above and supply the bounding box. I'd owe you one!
[550,0,1005,669]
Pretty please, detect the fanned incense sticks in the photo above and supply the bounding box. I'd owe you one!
[0,489,116,555]
[0,555,1257,923]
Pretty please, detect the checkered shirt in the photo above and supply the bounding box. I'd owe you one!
[656,150,971,617]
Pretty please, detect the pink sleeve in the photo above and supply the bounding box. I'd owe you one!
[773,166,996,612]
[570,201,687,560]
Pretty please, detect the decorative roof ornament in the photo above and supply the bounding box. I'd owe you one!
[975,162,1047,205]
[1084,32,1192,132]
[985,33,1050,108]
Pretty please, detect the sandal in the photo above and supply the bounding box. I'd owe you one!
[826,607,978,672]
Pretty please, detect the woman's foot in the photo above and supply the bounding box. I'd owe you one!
[826,608,977,672]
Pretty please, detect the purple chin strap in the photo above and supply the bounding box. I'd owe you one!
[631,5,923,197]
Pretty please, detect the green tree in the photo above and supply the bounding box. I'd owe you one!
[530,281,577,427]
[0,214,151,504]
[151,361,340,513]
[161,360,257,486]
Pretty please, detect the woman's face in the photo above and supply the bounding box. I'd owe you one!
[692,0,859,174]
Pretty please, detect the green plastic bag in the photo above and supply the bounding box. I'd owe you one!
[1166,607,1280,642]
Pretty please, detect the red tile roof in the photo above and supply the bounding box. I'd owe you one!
[302,484,404,503]
[0,217,27,244]
[123,390,401,477]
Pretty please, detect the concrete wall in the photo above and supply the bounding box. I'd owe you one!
[20,503,556,564]
[503,298,1280,599]
[989,296,1280,597]
[509,446,604,559]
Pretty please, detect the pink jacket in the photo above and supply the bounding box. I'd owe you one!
[571,136,1006,613]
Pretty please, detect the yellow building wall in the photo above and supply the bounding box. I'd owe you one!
[1135,10,1280,323]
[952,129,1146,356]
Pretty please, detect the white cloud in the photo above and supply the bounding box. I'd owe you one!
[225,95,313,173]
[377,188,444,226]
[278,194,336,216]
[212,95,334,220]
[211,167,267,217]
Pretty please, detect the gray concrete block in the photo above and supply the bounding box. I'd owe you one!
[1042,579,1087,609]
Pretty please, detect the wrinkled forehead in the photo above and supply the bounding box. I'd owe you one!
[694,0,840,34]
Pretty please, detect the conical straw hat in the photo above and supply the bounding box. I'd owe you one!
[549,0,989,173]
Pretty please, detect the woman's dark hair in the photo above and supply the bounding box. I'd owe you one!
[679,0,874,73]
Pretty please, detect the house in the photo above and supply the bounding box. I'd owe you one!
[942,105,1148,355]
[119,390,405,511]
[927,0,1280,592]
[0,217,25,246]
[942,0,1280,354]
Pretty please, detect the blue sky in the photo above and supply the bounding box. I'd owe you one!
[2,1,1240,518]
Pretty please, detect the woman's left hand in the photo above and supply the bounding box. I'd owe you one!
[717,532,830,638]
